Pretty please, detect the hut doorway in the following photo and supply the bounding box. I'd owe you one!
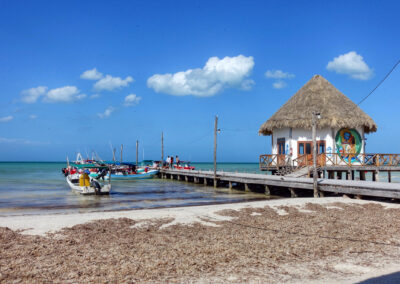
[277,138,286,165]
[297,140,326,166]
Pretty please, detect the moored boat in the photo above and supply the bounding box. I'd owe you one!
[65,164,111,195]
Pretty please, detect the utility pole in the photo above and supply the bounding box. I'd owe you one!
[214,115,218,188]
[112,148,116,162]
[120,144,123,163]
[161,132,164,167]
[312,111,320,198]
[136,140,139,166]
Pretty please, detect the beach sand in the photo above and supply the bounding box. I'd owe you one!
[1,197,400,283]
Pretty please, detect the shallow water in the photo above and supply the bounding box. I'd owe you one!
[0,162,269,216]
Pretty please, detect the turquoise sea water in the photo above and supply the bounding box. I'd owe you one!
[0,162,268,216]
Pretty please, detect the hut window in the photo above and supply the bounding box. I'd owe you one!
[299,143,304,155]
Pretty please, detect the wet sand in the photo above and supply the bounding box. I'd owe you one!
[1,197,400,283]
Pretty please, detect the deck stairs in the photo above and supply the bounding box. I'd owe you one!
[275,165,311,178]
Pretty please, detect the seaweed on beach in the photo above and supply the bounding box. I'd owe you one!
[1,202,400,283]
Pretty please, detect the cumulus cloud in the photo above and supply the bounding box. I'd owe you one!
[80,68,103,80]
[273,81,287,89]
[326,51,373,80]
[98,106,115,118]
[147,55,255,96]
[43,86,86,103]
[94,75,134,91]
[265,70,295,79]
[0,116,13,122]
[124,94,142,106]
[21,86,48,103]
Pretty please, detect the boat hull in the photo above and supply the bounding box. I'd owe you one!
[66,177,111,195]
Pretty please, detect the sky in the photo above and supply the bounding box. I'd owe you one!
[0,0,399,162]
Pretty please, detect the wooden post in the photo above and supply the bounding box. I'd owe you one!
[170,174,174,180]
[312,111,319,197]
[372,171,376,182]
[161,132,164,167]
[265,185,270,196]
[244,183,250,192]
[360,171,366,181]
[388,171,392,183]
[136,140,139,166]
[289,188,297,198]
[375,171,380,182]
[214,115,218,188]
[204,178,207,185]
[120,144,123,163]
[112,148,116,162]
[185,175,189,182]
[228,181,233,190]
[346,171,350,180]
[336,171,341,180]
[351,170,355,180]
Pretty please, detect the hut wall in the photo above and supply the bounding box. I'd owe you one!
[271,127,365,165]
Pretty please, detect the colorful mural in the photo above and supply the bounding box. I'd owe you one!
[335,128,362,162]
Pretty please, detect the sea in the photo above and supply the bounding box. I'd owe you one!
[0,162,269,216]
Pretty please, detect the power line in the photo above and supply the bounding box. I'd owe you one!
[357,59,400,106]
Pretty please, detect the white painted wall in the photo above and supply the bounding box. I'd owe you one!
[270,127,365,165]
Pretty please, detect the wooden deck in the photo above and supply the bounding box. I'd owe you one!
[159,168,400,199]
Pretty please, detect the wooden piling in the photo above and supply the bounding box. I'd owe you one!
[388,171,392,183]
[289,188,297,198]
[265,185,270,196]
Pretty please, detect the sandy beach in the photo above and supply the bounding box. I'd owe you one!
[0,197,400,283]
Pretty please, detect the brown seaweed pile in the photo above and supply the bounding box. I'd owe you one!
[1,202,400,283]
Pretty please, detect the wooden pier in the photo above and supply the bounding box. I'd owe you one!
[159,168,400,199]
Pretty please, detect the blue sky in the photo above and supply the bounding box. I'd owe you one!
[0,0,399,162]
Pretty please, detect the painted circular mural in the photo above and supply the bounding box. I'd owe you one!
[335,128,362,162]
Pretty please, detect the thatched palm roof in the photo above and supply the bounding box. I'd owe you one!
[259,75,377,135]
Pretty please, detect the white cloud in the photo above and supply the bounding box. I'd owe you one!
[21,86,48,103]
[29,114,37,119]
[90,94,101,99]
[326,51,373,80]
[0,116,13,122]
[273,81,287,89]
[80,68,103,80]
[147,55,255,96]
[124,94,142,106]
[43,86,86,103]
[0,137,48,145]
[94,75,134,91]
[265,70,295,79]
[98,106,115,118]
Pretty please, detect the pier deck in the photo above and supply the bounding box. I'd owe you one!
[159,169,400,199]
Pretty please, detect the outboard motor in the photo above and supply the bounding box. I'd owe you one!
[90,179,102,195]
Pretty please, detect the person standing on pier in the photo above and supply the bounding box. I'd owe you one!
[176,155,180,166]
[166,156,170,168]
[170,156,174,168]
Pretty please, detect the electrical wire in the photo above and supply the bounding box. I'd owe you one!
[357,59,400,106]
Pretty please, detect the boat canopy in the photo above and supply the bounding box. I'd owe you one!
[71,163,109,169]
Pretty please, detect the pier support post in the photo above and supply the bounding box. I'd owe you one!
[170,174,174,180]
[265,185,270,196]
[213,179,218,188]
[289,188,297,198]
[346,171,350,180]
[228,181,233,190]
[388,171,392,183]
[244,183,250,192]
[204,178,208,186]
[351,170,355,180]
[177,175,181,181]
[185,175,189,182]
[336,171,341,180]
[372,171,379,182]
[360,171,366,181]
[194,177,199,184]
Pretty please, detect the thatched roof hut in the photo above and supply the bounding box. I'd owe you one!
[259,75,377,135]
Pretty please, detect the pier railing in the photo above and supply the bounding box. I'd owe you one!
[259,153,400,170]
